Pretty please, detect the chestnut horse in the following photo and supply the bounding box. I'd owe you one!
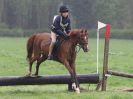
[26,29,89,93]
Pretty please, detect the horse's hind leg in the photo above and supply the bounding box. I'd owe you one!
[28,61,33,76]
[26,60,34,76]
[34,55,47,76]
[26,55,40,76]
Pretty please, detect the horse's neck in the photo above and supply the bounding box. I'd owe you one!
[65,37,78,51]
[70,38,78,47]
[69,31,79,46]
[63,31,79,51]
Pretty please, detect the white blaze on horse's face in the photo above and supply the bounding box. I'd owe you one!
[80,30,89,52]
[84,36,87,40]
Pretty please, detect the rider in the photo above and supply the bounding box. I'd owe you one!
[47,5,71,60]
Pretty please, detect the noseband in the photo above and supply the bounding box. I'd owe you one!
[78,35,88,46]
[76,34,88,53]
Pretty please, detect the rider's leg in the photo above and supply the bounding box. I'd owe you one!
[47,32,56,59]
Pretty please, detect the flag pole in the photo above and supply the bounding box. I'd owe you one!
[97,21,106,74]
[96,27,99,74]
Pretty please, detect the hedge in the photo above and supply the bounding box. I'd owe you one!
[0,28,49,37]
[0,28,133,39]
[89,29,133,39]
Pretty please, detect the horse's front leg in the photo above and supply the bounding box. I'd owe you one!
[70,62,80,93]
[63,60,80,93]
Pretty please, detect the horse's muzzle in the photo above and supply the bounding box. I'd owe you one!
[83,47,89,52]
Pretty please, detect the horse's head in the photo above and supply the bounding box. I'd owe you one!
[78,29,89,52]
[69,29,89,52]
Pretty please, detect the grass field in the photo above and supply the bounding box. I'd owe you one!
[0,37,133,99]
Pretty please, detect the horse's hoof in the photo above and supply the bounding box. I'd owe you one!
[32,74,38,77]
[75,88,80,94]
[25,73,32,77]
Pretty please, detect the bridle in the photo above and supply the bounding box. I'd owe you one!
[76,34,88,53]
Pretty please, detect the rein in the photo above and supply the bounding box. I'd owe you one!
[76,44,81,53]
[76,36,88,53]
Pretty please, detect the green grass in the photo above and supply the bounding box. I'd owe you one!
[0,37,133,99]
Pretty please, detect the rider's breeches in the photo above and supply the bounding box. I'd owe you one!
[51,31,56,43]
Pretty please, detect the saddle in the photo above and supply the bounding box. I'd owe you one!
[51,36,64,61]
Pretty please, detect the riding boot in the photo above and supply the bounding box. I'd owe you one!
[47,42,55,60]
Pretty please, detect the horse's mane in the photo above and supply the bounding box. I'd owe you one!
[69,29,82,37]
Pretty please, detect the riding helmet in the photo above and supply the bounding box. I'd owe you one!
[59,5,69,13]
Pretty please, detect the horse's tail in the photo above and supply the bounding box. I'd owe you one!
[26,34,36,62]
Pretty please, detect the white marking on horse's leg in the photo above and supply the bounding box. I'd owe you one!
[75,87,80,94]
[32,53,34,58]
[26,72,32,76]
[87,45,89,49]
[40,54,43,58]
[72,83,76,90]
[72,83,80,93]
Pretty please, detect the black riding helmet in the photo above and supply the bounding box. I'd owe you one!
[59,5,69,13]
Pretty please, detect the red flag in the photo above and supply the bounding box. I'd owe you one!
[105,24,111,39]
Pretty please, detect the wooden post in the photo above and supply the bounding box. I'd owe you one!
[101,24,111,91]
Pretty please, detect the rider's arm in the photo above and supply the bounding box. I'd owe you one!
[51,16,68,38]
[65,18,71,34]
